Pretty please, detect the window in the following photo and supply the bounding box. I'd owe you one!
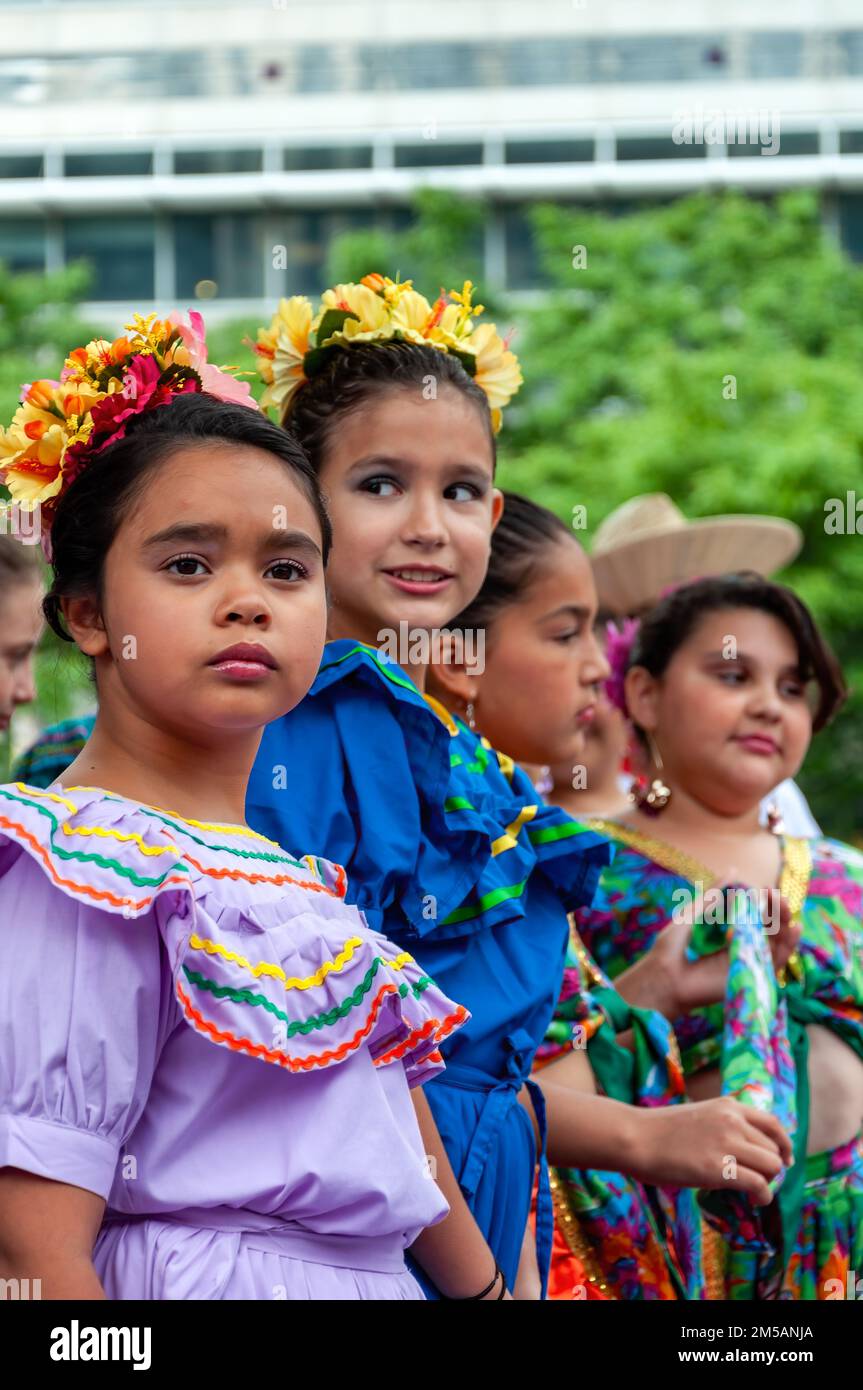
[0,155,43,179]
[174,213,266,298]
[64,152,153,177]
[727,130,817,157]
[173,149,262,175]
[505,139,594,164]
[503,207,550,290]
[616,136,706,161]
[0,218,45,272]
[394,143,483,168]
[283,146,373,171]
[840,130,863,154]
[64,217,154,299]
[745,32,804,79]
[838,194,863,261]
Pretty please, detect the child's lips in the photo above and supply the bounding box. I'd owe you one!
[382,567,455,596]
[734,733,781,756]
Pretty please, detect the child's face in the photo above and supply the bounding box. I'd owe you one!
[0,578,43,731]
[473,539,609,767]
[317,386,501,648]
[626,607,813,813]
[87,442,327,739]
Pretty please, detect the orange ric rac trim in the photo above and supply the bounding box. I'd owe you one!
[176,978,399,1070]
[374,1004,469,1067]
[0,812,190,910]
[183,853,347,898]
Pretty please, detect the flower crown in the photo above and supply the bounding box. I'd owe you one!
[250,274,523,432]
[0,310,255,552]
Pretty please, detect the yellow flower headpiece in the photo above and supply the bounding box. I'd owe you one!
[0,310,255,553]
[250,274,523,433]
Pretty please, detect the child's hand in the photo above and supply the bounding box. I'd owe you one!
[626,1097,792,1204]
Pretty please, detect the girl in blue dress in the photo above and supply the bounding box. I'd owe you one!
[244,278,789,1297]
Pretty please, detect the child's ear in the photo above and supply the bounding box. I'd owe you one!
[624,665,660,734]
[428,634,481,713]
[61,595,109,658]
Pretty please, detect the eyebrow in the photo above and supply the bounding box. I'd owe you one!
[344,454,492,483]
[542,604,593,622]
[141,521,322,559]
[704,649,804,674]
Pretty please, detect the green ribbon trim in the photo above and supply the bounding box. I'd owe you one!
[528,820,590,847]
[440,878,528,926]
[182,957,432,1036]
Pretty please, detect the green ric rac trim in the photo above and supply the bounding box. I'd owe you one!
[182,957,433,1035]
[0,786,192,888]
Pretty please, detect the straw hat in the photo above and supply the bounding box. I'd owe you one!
[590,494,802,617]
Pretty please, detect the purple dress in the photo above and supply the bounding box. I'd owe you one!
[0,781,469,1300]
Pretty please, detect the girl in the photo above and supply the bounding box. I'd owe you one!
[0,313,506,1302]
[428,492,802,1298]
[436,511,862,1300]
[0,535,43,752]
[244,276,791,1298]
[585,573,863,1299]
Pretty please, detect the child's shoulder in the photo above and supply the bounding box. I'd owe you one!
[0,779,339,918]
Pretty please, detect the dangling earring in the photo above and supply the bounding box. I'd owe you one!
[465,700,476,731]
[765,802,785,835]
[629,734,671,815]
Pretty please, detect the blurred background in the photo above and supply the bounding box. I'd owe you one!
[0,0,861,837]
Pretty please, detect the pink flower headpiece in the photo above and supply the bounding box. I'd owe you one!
[0,309,257,561]
[603,617,641,716]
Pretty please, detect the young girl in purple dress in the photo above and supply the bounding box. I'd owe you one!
[0,314,513,1302]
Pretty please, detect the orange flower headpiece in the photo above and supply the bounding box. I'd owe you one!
[0,310,256,558]
[250,274,523,433]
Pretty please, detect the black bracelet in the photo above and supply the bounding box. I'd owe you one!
[443,1260,504,1300]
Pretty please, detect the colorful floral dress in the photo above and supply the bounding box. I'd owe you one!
[571,820,863,1301]
[0,781,469,1299]
[538,919,709,1300]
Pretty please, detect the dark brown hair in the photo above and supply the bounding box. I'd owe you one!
[450,491,574,637]
[284,340,496,473]
[629,571,847,733]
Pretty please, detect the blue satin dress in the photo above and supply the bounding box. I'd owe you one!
[246,641,609,1296]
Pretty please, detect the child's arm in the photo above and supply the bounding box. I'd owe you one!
[0,1168,106,1299]
[407,1089,512,1300]
[522,1082,792,1205]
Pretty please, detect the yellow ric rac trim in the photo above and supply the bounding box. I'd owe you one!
[588,818,812,986]
[12,782,79,814]
[60,786,279,845]
[491,804,537,857]
[60,820,178,858]
[421,693,459,737]
[188,933,370,990]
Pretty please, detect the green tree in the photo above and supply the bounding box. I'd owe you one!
[502,190,863,839]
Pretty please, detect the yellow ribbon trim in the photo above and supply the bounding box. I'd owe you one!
[187,933,416,991]
[491,804,537,857]
[421,693,459,737]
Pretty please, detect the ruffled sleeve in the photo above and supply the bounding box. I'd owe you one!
[246,641,610,944]
[0,790,168,1199]
[0,781,468,1109]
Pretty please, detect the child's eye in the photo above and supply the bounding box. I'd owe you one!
[445,482,481,502]
[553,629,580,644]
[717,667,746,683]
[780,679,806,699]
[266,559,308,582]
[166,554,208,577]
[360,476,400,497]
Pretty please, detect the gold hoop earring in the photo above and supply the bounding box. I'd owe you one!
[630,733,671,815]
